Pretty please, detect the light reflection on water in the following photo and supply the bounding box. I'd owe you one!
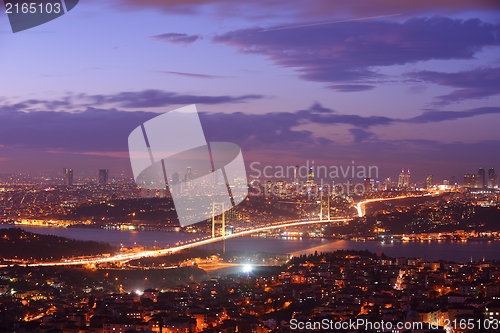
[0,224,496,262]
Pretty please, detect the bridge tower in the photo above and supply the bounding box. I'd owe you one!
[211,202,226,254]
[318,192,331,222]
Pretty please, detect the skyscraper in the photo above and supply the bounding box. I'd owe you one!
[426,174,433,189]
[488,167,498,188]
[398,169,405,188]
[99,169,109,185]
[293,165,299,185]
[63,168,73,186]
[384,177,391,191]
[364,178,372,193]
[307,167,314,184]
[404,169,411,188]
[478,167,486,188]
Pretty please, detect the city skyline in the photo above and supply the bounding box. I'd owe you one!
[1,2,499,185]
[3,163,497,190]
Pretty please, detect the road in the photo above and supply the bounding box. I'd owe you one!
[2,194,426,267]
[0,218,349,267]
[355,193,433,217]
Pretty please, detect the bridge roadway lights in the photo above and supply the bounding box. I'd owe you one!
[9,197,431,268]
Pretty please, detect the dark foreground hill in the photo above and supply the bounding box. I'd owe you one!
[0,227,117,261]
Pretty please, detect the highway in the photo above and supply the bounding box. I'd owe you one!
[1,194,428,267]
[355,193,433,217]
[0,218,349,267]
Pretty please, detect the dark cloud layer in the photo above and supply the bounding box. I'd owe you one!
[2,100,498,152]
[406,107,500,123]
[214,17,500,86]
[150,33,200,45]
[406,67,500,105]
[82,90,264,108]
[328,85,375,92]
[0,90,265,112]
[0,107,152,152]
[1,101,499,179]
[113,0,500,20]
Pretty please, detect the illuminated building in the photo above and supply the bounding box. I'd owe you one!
[426,174,433,189]
[405,169,411,188]
[63,168,73,186]
[488,167,498,188]
[398,169,405,188]
[478,167,486,188]
[363,178,372,193]
[293,165,299,185]
[398,169,410,188]
[463,174,476,187]
[385,177,391,190]
[307,167,314,185]
[98,169,109,185]
[266,180,273,195]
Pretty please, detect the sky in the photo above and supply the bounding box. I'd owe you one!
[0,0,499,183]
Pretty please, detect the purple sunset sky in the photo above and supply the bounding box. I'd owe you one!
[0,0,499,183]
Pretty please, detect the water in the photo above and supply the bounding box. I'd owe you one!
[1,224,497,262]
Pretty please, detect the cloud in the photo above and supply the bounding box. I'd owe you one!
[1,100,500,178]
[349,128,377,143]
[0,102,392,155]
[4,101,498,155]
[83,89,264,108]
[112,0,500,21]
[328,84,375,92]
[0,107,154,152]
[0,90,265,113]
[157,71,227,79]
[406,67,500,105]
[150,33,200,45]
[214,17,500,85]
[406,106,500,123]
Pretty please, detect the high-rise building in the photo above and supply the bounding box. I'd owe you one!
[404,169,411,188]
[63,168,74,186]
[478,167,486,188]
[426,174,433,189]
[293,166,299,185]
[488,167,498,188]
[364,178,372,193]
[463,174,476,187]
[398,169,405,188]
[450,175,457,187]
[98,169,109,185]
[398,169,411,188]
[385,177,391,191]
[307,167,314,184]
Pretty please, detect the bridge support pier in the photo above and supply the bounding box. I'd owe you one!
[211,202,226,254]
